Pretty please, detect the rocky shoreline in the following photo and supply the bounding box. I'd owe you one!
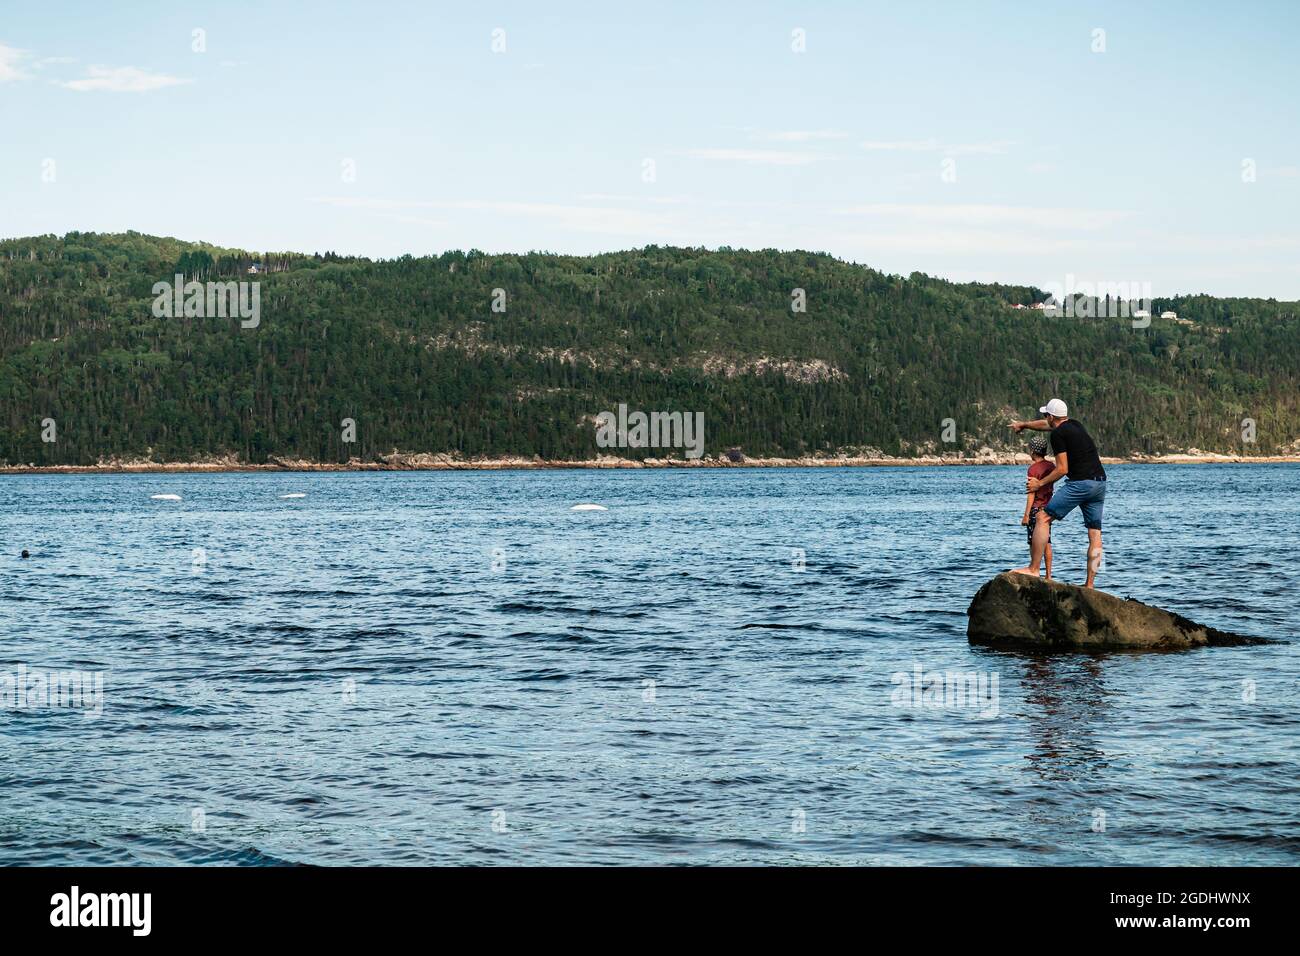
[3,449,1299,475]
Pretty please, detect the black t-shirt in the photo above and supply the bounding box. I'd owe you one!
[1050,419,1106,481]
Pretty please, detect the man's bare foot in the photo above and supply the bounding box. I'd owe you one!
[1007,567,1040,577]
[1082,581,1095,589]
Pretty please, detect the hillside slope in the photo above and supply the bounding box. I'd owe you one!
[2,232,1297,465]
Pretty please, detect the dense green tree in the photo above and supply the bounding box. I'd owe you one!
[1,232,1297,465]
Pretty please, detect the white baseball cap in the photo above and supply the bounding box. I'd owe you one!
[1039,398,1068,417]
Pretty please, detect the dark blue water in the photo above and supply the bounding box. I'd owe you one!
[1,465,1297,865]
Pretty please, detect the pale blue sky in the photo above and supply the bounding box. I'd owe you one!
[3,0,1298,297]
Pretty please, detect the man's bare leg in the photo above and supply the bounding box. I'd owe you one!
[1044,541,1053,579]
[1084,528,1102,588]
[1010,510,1053,576]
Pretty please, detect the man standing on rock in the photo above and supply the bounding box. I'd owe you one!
[1008,399,1107,588]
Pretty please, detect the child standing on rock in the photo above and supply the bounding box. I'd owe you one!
[1021,434,1056,578]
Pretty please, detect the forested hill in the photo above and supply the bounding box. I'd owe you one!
[2,231,1298,465]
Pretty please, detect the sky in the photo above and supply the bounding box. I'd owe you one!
[2,0,1299,298]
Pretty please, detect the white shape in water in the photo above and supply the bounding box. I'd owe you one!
[150,494,183,501]
[570,504,608,511]
[280,493,307,499]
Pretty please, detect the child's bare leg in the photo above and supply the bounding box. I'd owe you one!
[1010,510,1053,576]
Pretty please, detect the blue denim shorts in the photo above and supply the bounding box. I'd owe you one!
[1043,479,1106,530]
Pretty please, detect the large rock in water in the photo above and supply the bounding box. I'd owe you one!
[967,572,1268,650]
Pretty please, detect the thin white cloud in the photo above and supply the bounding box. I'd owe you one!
[577,193,805,211]
[680,148,826,166]
[1158,234,1300,253]
[831,229,1137,256]
[579,193,691,205]
[861,139,940,152]
[60,65,191,93]
[945,140,1015,155]
[838,203,1132,231]
[861,138,1014,155]
[377,213,450,228]
[311,197,678,238]
[0,42,31,82]
[755,129,849,142]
